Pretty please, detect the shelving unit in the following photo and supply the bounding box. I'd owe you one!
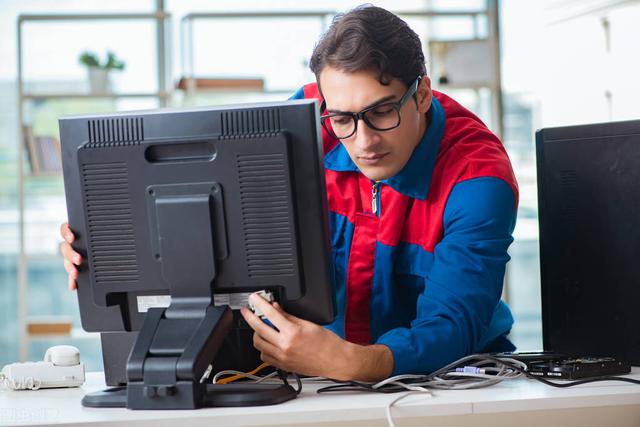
[16,5,172,361]
[22,92,171,100]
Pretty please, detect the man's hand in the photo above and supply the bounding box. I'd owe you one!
[240,293,394,382]
[59,222,82,291]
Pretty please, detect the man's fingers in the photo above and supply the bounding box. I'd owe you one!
[60,222,74,243]
[240,307,281,344]
[271,301,304,325]
[64,259,78,291]
[253,332,281,359]
[253,334,285,369]
[258,352,280,368]
[63,259,76,275]
[61,222,79,292]
[271,302,294,320]
[248,294,289,330]
[59,242,82,266]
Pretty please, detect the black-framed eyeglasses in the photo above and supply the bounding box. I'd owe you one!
[320,75,422,140]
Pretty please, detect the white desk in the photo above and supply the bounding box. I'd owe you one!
[2,370,640,427]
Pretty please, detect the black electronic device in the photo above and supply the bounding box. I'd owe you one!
[536,119,640,365]
[526,357,631,380]
[494,352,631,379]
[493,351,569,363]
[59,99,335,409]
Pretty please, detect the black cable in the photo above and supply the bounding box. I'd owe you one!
[317,382,407,393]
[292,372,302,394]
[317,384,372,393]
[277,369,303,394]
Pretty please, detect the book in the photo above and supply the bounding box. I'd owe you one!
[27,316,73,336]
[23,125,62,175]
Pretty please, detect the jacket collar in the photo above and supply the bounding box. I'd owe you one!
[324,96,445,200]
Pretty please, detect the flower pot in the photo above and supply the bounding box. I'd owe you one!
[88,67,112,94]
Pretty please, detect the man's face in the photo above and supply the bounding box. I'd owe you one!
[319,67,432,182]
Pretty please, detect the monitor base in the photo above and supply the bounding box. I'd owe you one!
[82,383,297,408]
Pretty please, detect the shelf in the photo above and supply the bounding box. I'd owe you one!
[27,328,100,342]
[181,9,487,21]
[177,88,295,97]
[19,12,169,23]
[22,91,170,100]
[24,171,62,179]
[26,316,98,341]
[434,82,496,91]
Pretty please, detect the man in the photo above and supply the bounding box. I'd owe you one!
[61,5,518,382]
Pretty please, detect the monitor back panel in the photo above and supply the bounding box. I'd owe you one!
[60,100,334,332]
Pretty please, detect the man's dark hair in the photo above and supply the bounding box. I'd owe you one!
[309,5,427,88]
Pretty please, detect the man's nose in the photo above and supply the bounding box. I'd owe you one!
[353,119,379,150]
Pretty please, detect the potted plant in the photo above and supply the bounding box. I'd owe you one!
[79,51,126,94]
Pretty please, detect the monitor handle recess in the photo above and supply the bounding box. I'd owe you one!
[81,183,297,409]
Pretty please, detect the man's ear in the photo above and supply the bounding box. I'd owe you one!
[416,75,432,114]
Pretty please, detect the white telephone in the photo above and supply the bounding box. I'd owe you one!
[0,345,85,390]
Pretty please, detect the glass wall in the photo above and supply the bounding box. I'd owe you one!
[2,0,639,369]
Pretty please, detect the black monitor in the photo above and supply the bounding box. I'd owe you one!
[59,99,335,409]
[536,119,640,364]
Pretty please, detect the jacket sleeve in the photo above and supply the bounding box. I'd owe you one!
[288,87,305,100]
[376,176,517,375]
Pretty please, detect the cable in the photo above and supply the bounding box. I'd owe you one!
[0,373,41,391]
[213,362,272,384]
[211,354,639,427]
[374,374,429,389]
[255,371,280,383]
[317,354,640,394]
[386,390,432,427]
[211,364,303,394]
[315,353,639,427]
[277,369,303,394]
[212,354,640,391]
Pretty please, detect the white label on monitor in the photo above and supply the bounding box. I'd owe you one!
[137,295,171,313]
[136,293,250,312]
[213,292,251,309]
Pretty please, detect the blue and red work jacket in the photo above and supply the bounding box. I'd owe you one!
[291,84,519,375]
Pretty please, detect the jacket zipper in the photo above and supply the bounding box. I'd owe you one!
[371,182,380,216]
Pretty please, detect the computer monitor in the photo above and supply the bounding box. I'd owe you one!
[59,99,335,409]
[536,119,640,364]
